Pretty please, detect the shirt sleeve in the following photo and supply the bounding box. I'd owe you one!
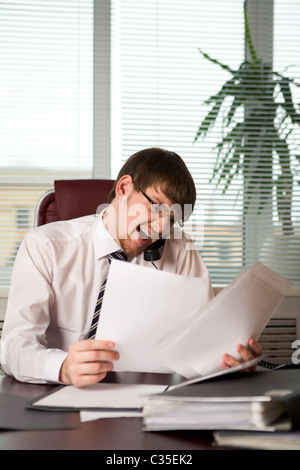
[1,232,67,384]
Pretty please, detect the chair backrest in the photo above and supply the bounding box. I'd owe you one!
[34,179,115,227]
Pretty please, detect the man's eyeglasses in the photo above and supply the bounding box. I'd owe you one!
[139,189,183,227]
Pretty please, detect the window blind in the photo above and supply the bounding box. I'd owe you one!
[110,0,300,286]
[0,0,94,286]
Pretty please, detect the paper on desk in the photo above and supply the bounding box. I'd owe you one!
[96,260,212,374]
[155,261,293,379]
[80,410,142,423]
[31,383,167,411]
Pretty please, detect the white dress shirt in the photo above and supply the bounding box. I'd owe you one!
[1,214,213,384]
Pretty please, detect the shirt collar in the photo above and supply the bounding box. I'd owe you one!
[92,211,121,260]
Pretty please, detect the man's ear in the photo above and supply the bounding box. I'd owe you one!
[115,175,134,198]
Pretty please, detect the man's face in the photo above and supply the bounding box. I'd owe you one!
[108,176,175,258]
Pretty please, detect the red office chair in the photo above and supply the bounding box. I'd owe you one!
[34,179,115,227]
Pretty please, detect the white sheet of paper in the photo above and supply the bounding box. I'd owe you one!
[167,355,264,391]
[96,260,212,374]
[33,383,167,410]
[80,410,142,423]
[155,262,293,378]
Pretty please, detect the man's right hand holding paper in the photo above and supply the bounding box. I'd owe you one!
[59,339,120,388]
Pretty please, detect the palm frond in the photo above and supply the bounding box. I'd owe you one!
[243,3,259,63]
[278,77,300,126]
[194,100,222,141]
[197,47,235,75]
[194,5,298,229]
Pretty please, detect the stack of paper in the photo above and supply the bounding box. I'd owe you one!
[142,370,300,432]
[96,260,292,379]
[155,262,293,378]
[143,398,286,431]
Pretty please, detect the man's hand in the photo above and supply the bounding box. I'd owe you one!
[59,339,120,387]
[221,337,262,372]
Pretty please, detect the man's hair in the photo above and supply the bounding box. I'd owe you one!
[108,148,196,221]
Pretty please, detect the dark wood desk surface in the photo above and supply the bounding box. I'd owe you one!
[0,372,219,451]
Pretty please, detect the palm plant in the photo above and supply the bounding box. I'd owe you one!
[194,5,300,236]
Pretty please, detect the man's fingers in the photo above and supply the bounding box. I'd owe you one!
[70,371,109,388]
[70,339,116,353]
[221,338,262,372]
[248,337,263,356]
[59,339,120,387]
[70,349,120,364]
[236,344,253,362]
[76,360,114,376]
[221,353,239,369]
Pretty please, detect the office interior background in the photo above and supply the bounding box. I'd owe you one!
[0,0,299,365]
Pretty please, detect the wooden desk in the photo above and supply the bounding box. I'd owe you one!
[0,373,218,451]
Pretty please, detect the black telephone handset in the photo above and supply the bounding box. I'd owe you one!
[144,238,165,264]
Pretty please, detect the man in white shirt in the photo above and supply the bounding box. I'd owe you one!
[1,148,261,386]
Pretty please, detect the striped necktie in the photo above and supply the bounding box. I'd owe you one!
[88,250,128,339]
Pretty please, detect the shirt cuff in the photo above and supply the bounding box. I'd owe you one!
[43,350,68,384]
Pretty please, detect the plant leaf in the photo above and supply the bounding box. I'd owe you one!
[194,100,222,141]
[279,77,300,126]
[244,3,259,63]
[197,47,235,75]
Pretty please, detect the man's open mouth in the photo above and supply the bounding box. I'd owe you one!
[138,225,151,240]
